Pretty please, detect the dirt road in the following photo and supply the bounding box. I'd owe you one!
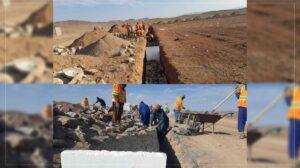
[167,113,247,168]
[248,127,291,168]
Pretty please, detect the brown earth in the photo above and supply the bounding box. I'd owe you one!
[53,38,146,83]
[167,113,247,168]
[248,0,300,82]
[153,14,247,83]
[76,34,130,57]
[68,29,109,49]
[54,8,246,84]
[0,0,52,83]
[247,127,291,168]
[108,24,128,34]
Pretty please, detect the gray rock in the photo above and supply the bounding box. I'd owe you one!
[65,112,79,118]
[57,116,81,129]
[16,126,38,136]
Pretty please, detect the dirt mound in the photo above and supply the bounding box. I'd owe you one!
[76,34,130,57]
[69,29,109,49]
[108,24,127,35]
[21,1,53,28]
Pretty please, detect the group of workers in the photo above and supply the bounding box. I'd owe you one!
[124,22,146,39]
[78,83,300,164]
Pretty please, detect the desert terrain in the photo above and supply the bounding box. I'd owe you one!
[247,126,292,168]
[248,0,300,82]
[53,8,247,84]
[168,113,247,167]
[0,0,53,83]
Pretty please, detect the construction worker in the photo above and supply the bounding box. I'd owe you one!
[93,97,106,112]
[164,104,170,114]
[112,84,127,125]
[81,98,89,113]
[154,104,170,143]
[285,85,300,166]
[173,95,186,125]
[41,105,52,120]
[235,84,247,139]
[139,101,151,128]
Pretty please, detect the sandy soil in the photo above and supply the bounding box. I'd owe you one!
[0,0,52,83]
[248,127,291,168]
[154,15,247,83]
[248,0,300,82]
[168,113,247,168]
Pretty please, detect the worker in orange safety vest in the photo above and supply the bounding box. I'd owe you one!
[112,84,127,125]
[173,95,185,125]
[235,84,247,139]
[285,85,300,166]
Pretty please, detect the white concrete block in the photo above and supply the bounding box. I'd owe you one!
[61,150,167,168]
[146,46,160,61]
[54,27,62,36]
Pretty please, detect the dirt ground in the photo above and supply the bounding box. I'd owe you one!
[167,113,247,168]
[247,127,291,168]
[0,0,52,83]
[248,0,300,82]
[154,14,247,83]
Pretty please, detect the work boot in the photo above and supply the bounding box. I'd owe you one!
[239,132,246,139]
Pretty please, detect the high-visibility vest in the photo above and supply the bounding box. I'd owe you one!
[288,86,300,120]
[237,85,247,107]
[112,84,121,102]
[173,97,183,110]
[119,89,126,103]
[42,106,52,118]
[82,99,89,107]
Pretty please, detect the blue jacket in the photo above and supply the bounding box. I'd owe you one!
[139,102,151,126]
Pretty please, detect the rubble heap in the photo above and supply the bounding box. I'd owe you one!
[0,54,52,83]
[0,111,53,167]
[0,1,53,38]
[145,60,167,84]
[76,34,132,57]
[53,102,159,167]
[108,24,128,38]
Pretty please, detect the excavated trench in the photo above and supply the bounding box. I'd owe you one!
[89,129,181,167]
[142,26,168,84]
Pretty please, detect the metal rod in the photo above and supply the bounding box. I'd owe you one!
[211,89,236,113]
[251,93,284,126]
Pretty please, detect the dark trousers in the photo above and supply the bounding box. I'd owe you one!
[238,107,247,132]
[288,119,300,159]
[112,102,124,124]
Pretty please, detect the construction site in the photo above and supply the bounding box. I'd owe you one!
[0,0,53,83]
[52,84,247,168]
[53,8,247,84]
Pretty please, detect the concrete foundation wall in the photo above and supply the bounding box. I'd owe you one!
[61,150,167,168]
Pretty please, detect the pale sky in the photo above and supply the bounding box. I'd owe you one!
[0,83,291,126]
[54,0,247,22]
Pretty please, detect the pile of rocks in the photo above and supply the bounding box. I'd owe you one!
[0,54,52,83]
[53,102,158,167]
[0,111,53,167]
[145,60,167,84]
[53,46,77,56]
[53,66,101,84]
[0,24,35,38]
[0,1,53,38]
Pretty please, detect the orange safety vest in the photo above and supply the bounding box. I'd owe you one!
[173,97,183,110]
[42,106,52,118]
[237,85,247,107]
[288,86,300,120]
[112,84,121,102]
[82,99,89,106]
[119,89,126,104]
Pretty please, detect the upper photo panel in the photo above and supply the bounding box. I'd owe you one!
[53,0,247,84]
